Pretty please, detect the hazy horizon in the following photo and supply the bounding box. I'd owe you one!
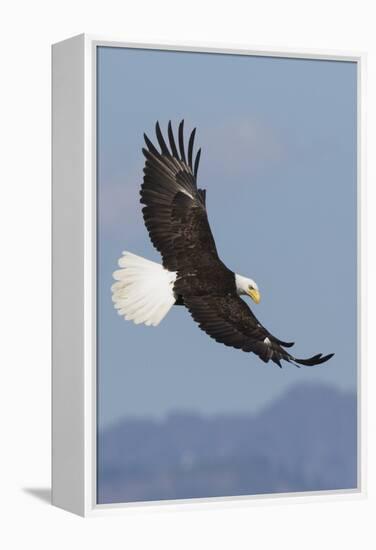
[97,382,357,503]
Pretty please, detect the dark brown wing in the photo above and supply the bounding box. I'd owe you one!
[184,294,334,368]
[141,120,220,273]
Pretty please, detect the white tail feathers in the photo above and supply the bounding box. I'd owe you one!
[112,251,177,327]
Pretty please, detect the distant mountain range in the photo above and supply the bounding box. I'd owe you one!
[97,383,357,504]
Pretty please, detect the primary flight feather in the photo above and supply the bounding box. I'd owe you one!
[112,120,334,368]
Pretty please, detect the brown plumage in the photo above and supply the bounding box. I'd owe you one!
[138,120,334,368]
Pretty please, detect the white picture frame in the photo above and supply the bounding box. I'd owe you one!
[52,34,366,517]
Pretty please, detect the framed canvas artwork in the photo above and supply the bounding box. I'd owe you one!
[52,34,364,516]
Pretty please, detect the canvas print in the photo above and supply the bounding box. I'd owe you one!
[97,46,358,504]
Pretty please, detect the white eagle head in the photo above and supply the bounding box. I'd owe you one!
[235,274,261,304]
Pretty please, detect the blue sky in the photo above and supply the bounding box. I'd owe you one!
[97,47,357,428]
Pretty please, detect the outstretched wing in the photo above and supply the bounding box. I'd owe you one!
[184,294,334,368]
[141,120,220,273]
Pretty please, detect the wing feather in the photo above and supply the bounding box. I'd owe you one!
[178,120,186,163]
[187,128,196,169]
[193,148,201,179]
[155,121,170,156]
[168,120,179,158]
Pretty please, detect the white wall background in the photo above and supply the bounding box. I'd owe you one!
[0,1,375,548]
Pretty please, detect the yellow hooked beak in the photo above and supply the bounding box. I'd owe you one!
[247,288,261,304]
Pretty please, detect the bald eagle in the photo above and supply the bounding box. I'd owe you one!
[112,121,334,368]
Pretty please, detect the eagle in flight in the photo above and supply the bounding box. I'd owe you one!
[112,120,334,368]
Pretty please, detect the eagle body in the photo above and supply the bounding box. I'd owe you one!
[174,261,237,301]
[112,121,334,368]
